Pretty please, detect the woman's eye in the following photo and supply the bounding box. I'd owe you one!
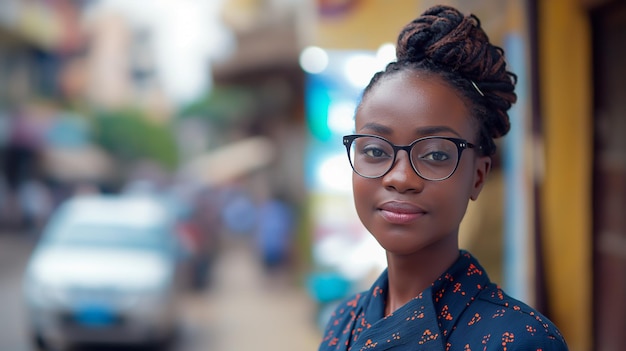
[421,151,449,161]
[363,146,389,158]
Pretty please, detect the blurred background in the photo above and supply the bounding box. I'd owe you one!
[0,0,623,350]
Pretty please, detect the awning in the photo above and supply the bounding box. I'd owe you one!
[178,136,276,186]
[42,145,115,182]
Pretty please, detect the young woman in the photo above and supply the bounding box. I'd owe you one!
[318,5,568,351]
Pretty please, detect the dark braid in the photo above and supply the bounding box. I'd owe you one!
[361,5,517,156]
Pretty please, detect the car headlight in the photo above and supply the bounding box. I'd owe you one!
[24,276,71,308]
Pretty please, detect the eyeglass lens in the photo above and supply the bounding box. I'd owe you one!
[348,136,460,180]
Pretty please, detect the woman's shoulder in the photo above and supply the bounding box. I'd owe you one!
[446,284,569,350]
[318,292,367,350]
[325,292,366,323]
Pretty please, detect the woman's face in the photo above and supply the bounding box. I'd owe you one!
[352,71,491,257]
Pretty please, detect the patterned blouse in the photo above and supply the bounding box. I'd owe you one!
[318,251,568,351]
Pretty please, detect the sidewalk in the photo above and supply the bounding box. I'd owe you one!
[182,238,322,351]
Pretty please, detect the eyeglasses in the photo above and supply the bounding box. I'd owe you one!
[343,134,479,181]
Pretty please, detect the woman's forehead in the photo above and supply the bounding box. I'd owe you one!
[356,72,475,138]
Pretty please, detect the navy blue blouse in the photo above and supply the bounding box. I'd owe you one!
[318,251,568,351]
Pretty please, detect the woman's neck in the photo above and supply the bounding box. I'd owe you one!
[384,242,459,316]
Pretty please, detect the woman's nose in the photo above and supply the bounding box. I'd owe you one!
[381,151,425,193]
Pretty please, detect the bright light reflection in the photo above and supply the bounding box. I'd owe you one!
[327,101,356,135]
[344,54,379,89]
[312,232,386,281]
[317,154,352,193]
[338,234,386,280]
[300,46,329,74]
[376,42,396,66]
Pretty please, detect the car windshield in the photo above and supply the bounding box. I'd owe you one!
[47,223,170,251]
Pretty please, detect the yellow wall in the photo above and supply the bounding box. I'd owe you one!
[313,0,521,51]
[314,0,421,50]
[538,1,592,350]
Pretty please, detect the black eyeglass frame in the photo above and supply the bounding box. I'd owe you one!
[343,134,479,181]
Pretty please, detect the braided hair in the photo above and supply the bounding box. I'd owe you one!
[361,5,517,156]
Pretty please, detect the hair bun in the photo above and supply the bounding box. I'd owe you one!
[397,6,486,76]
[395,5,517,143]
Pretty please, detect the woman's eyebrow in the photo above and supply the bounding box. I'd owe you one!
[359,123,463,138]
[414,126,462,138]
[359,123,393,135]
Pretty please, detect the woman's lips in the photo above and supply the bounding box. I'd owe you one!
[378,201,426,224]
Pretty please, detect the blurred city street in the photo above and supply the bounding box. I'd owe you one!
[176,236,322,351]
[0,1,623,350]
[0,231,321,351]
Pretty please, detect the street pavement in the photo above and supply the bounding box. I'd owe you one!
[0,232,35,351]
[179,237,322,351]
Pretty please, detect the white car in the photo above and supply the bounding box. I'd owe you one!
[23,194,185,350]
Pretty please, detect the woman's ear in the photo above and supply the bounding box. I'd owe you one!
[470,156,492,201]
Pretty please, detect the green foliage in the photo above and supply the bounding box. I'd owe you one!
[178,86,257,127]
[92,108,178,170]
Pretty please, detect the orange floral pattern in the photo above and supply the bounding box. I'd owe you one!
[318,251,568,351]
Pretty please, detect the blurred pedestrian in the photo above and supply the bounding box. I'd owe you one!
[187,185,223,290]
[254,195,295,273]
[221,185,257,238]
[17,178,53,233]
[2,106,45,229]
[317,5,568,351]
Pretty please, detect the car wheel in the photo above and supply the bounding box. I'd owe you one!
[155,324,182,351]
[32,332,69,351]
[31,331,49,351]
